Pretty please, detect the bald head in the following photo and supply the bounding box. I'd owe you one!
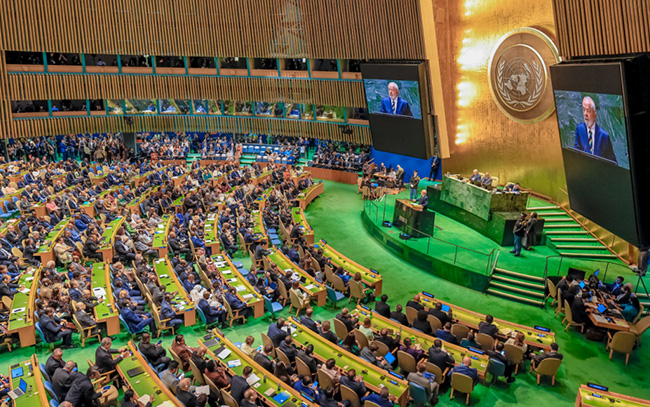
[179,378,191,391]
[462,356,472,367]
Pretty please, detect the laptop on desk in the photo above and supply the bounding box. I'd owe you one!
[8,378,27,399]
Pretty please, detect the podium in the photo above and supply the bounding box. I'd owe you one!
[392,199,435,238]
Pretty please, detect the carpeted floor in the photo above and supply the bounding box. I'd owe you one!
[8,179,648,407]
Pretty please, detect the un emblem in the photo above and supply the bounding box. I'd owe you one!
[488,27,560,124]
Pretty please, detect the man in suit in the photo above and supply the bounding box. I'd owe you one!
[230,366,252,404]
[428,302,452,326]
[175,378,207,407]
[604,276,625,296]
[361,386,397,407]
[336,308,358,332]
[65,366,108,407]
[198,291,226,327]
[427,339,455,371]
[574,96,617,163]
[267,318,288,347]
[390,304,409,326]
[240,388,259,407]
[160,361,189,392]
[447,356,479,385]
[416,189,428,208]
[379,82,413,117]
[478,315,499,339]
[480,172,492,188]
[254,344,276,372]
[375,294,391,318]
[41,307,74,348]
[406,294,424,312]
[52,361,77,401]
[487,342,515,382]
[161,293,184,334]
[168,231,190,258]
[511,213,527,257]
[121,299,157,335]
[46,348,66,378]
[299,307,320,332]
[374,327,400,352]
[279,336,298,363]
[407,362,438,404]
[0,274,17,300]
[95,337,130,374]
[255,240,271,261]
[74,302,100,336]
[340,369,367,399]
[531,342,563,368]
[297,344,318,374]
[427,155,440,181]
[138,332,171,371]
[435,322,459,345]
[319,321,339,344]
[83,234,103,261]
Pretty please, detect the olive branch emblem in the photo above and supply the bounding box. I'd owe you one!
[497,58,544,109]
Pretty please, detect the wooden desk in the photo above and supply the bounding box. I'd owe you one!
[393,199,435,238]
[11,355,49,407]
[297,182,324,209]
[304,167,359,185]
[316,239,383,295]
[7,267,40,347]
[575,384,650,407]
[91,262,120,336]
[153,258,196,327]
[264,248,326,306]
[204,213,221,255]
[291,207,314,245]
[418,291,556,351]
[586,294,630,332]
[35,219,69,266]
[152,214,172,259]
[98,216,125,261]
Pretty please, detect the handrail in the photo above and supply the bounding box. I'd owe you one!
[363,197,496,274]
[488,250,501,278]
[543,254,630,283]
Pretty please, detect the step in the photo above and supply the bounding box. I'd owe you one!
[559,252,618,259]
[489,281,545,298]
[534,211,567,216]
[543,218,576,222]
[549,237,599,242]
[555,245,608,250]
[486,288,545,306]
[491,275,545,291]
[494,267,545,282]
[545,230,590,235]
[527,206,559,210]
[543,224,582,228]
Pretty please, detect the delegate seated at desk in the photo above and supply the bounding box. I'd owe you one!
[468,169,481,183]
[480,172,492,188]
[415,190,428,208]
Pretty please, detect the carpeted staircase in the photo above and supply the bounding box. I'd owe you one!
[487,267,546,307]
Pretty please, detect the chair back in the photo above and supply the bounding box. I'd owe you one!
[397,350,416,373]
[189,358,206,385]
[476,333,495,351]
[324,264,335,284]
[504,344,524,365]
[535,358,562,377]
[43,380,57,401]
[425,362,444,384]
[633,315,650,336]
[263,296,276,317]
[222,297,235,320]
[546,279,557,299]
[167,347,183,369]
[555,289,564,314]
[2,296,11,310]
[374,340,389,357]
[341,385,361,407]
[204,376,220,396]
[405,306,418,325]
[220,389,239,407]
[563,299,574,324]
[332,275,348,293]
[451,372,474,394]
[196,306,208,325]
[276,348,292,366]
[364,401,381,407]
[487,358,506,379]
[352,329,369,350]
[610,331,636,354]
[39,363,50,382]
[261,332,276,357]
[633,304,645,324]
[409,382,429,404]
[289,290,307,313]
[11,247,22,258]
[427,315,442,332]
[295,357,312,377]
[450,323,469,342]
[277,281,290,303]
[349,280,364,303]
[317,369,334,390]
[50,399,59,407]
[333,318,349,341]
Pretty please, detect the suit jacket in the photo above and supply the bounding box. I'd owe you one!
[407,371,436,398]
[0,282,14,300]
[448,365,478,384]
[41,315,64,342]
[379,97,413,117]
[52,368,73,401]
[435,329,459,345]
[428,308,451,326]
[533,351,563,364]
[198,298,221,325]
[390,310,409,326]
[296,350,318,373]
[320,330,339,344]
[406,300,424,312]
[279,342,297,362]
[340,375,367,398]
[75,310,97,328]
[230,375,250,404]
[427,347,455,371]
[161,300,177,320]
[478,322,499,339]
[574,123,617,163]
[95,346,123,373]
[412,319,432,335]
[254,352,275,372]
[45,354,66,378]
[299,315,319,332]
[375,300,391,318]
[175,389,199,407]
[267,323,287,346]
[65,374,101,407]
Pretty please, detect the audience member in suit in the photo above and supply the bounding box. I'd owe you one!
[340,369,367,399]
[361,387,397,407]
[375,294,391,318]
[41,307,74,348]
[297,344,318,374]
[96,337,130,374]
[571,290,592,325]
[407,362,438,404]
[336,308,358,332]
[230,366,252,404]
[160,362,186,392]
[562,285,580,308]
[427,302,452,326]
[427,339,455,372]
[45,348,66,378]
[65,366,108,407]
[121,389,154,407]
[412,310,433,335]
[604,276,625,296]
[254,344,276,372]
[406,294,424,312]
[375,328,400,351]
[300,307,320,332]
[390,304,409,326]
[320,386,344,407]
[267,318,289,347]
[319,321,339,344]
[531,343,563,368]
[161,293,184,334]
[279,336,298,363]
[447,356,479,385]
[478,315,499,339]
[487,342,515,382]
[435,322,459,345]
[615,285,632,305]
[52,361,77,401]
[74,302,100,336]
[138,332,171,371]
[359,342,390,368]
[240,388,259,407]
[198,291,227,327]
[175,378,207,407]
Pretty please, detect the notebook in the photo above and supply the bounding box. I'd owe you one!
[273,391,291,404]
[383,352,396,365]
[127,367,145,378]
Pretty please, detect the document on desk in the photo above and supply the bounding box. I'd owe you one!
[195,385,210,396]
[593,314,608,323]
[246,373,261,385]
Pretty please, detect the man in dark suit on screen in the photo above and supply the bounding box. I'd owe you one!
[379,82,412,117]
[574,96,617,164]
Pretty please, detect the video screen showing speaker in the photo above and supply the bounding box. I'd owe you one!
[551,58,641,244]
[361,62,433,159]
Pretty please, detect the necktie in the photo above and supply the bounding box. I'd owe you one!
[588,129,593,154]
[392,100,397,114]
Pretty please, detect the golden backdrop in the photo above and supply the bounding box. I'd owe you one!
[431,0,566,200]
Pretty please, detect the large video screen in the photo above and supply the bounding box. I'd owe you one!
[554,90,629,169]
[361,62,431,159]
[550,61,636,243]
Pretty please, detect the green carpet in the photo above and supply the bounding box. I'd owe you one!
[8,180,648,407]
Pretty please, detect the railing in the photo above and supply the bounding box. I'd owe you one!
[363,197,498,275]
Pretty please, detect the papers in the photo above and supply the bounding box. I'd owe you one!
[216,348,232,360]
[264,388,276,397]
[93,287,107,297]
[227,278,237,283]
[246,373,261,385]
[615,320,629,328]
[235,285,246,292]
[157,401,176,407]
[12,307,26,314]
[227,359,241,368]
[242,294,253,300]
[304,284,315,290]
[25,277,34,282]
[195,385,210,396]
[216,262,226,268]
[160,274,169,279]
[19,288,30,294]
[593,314,608,323]
[221,269,232,275]
[138,395,151,405]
